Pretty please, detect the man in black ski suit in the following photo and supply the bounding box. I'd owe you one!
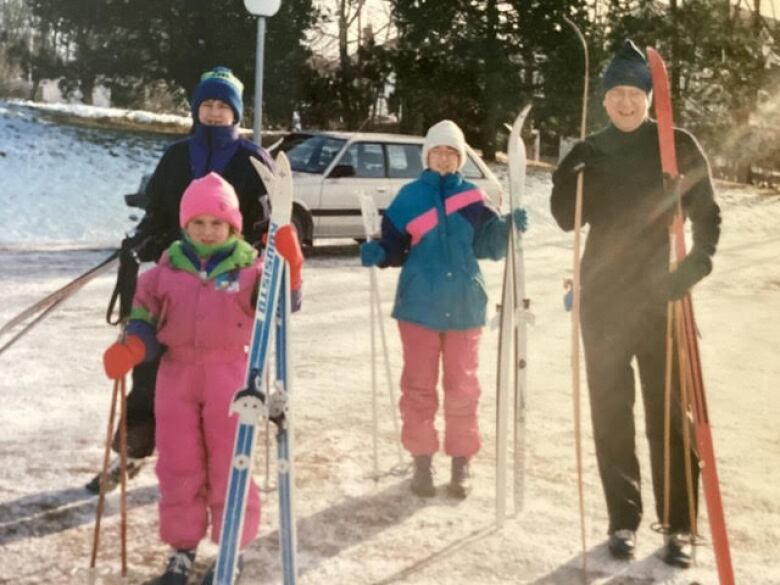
[550,40,721,568]
[87,66,273,492]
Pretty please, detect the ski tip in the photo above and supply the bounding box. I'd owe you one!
[519,103,532,119]
[269,151,294,225]
[645,46,667,75]
[504,104,532,135]
[250,156,276,193]
[511,104,532,135]
[274,150,292,182]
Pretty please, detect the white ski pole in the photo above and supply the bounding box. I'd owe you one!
[357,192,404,472]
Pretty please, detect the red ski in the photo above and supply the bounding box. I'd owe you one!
[646,47,734,584]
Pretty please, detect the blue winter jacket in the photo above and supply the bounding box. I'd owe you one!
[376,169,509,331]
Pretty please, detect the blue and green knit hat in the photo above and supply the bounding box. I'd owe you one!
[191,66,244,124]
[602,40,652,95]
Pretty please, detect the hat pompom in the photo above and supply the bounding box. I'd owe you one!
[602,40,652,94]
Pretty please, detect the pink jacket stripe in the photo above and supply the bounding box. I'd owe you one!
[406,188,487,247]
[444,188,487,215]
[407,208,439,246]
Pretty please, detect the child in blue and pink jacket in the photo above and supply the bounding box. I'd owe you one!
[102,172,303,585]
[360,120,528,500]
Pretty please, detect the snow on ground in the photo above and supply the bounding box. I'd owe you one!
[0,101,173,248]
[0,102,779,584]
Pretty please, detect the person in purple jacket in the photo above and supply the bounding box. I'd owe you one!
[88,66,276,494]
[102,173,303,585]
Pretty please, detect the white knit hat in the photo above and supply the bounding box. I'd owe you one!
[422,119,467,171]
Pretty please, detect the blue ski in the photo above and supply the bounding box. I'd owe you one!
[215,152,294,585]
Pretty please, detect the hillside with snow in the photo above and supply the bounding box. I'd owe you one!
[0,100,779,584]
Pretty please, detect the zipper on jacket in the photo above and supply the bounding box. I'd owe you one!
[437,174,453,266]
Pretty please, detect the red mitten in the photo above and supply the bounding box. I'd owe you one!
[275,224,304,290]
[103,336,146,380]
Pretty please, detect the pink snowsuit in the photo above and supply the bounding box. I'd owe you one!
[132,240,261,551]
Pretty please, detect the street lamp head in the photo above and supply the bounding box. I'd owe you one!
[244,0,281,17]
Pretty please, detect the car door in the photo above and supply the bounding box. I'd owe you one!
[318,141,391,238]
[461,151,501,207]
[386,141,425,204]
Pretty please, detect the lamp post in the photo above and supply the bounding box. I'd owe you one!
[244,0,282,145]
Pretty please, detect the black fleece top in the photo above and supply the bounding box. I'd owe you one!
[132,128,271,263]
[551,120,721,318]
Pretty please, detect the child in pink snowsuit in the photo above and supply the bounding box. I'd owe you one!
[103,172,303,585]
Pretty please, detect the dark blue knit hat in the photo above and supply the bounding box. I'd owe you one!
[602,40,652,94]
[191,66,244,124]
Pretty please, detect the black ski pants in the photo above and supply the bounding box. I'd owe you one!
[111,357,159,459]
[581,300,699,535]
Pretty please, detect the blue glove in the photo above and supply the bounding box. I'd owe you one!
[563,288,573,312]
[360,241,386,267]
[511,208,528,233]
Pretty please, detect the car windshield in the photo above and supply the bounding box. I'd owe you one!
[281,134,347,174]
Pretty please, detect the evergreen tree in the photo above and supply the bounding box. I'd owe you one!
[391,0,591,159]
[23,0,318,126]
[604,0,770,180]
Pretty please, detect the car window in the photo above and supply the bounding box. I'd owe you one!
[387,143,424,179]
[462,155,485,180]
[341,142,386,178]
[284,134,347,174]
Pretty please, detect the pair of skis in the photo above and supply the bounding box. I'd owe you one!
[495,105,533,526]
[647,47,734,585]
[214,153,297,585]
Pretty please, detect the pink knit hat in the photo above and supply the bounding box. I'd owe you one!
[179,173,243,232]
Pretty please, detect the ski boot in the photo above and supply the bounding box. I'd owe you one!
[199,554,244,585]
[607,529,636,560]
[85,456,145,495]
[410,455,436,497]
[663,532,692,568]
[446,456,471,499]
[158,549,196,585]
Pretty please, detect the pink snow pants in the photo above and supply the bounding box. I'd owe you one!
[154,349,260,551]
[397,321,482,458]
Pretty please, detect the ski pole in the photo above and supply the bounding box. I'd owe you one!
[372,269,404,467]
[88,376,121,584]
[1,252,122,358]
[662,298,675,531]
[563,14,589,574]
[358,191,404,474]
[370,268,380,480]
[119,375,128,580]
[674,299,700,551]
[264,368,272,492]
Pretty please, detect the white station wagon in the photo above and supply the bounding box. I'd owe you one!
[275,131,504,246]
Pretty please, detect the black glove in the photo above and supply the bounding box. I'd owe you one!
[665,252,712,300]
[553,141,597,184]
